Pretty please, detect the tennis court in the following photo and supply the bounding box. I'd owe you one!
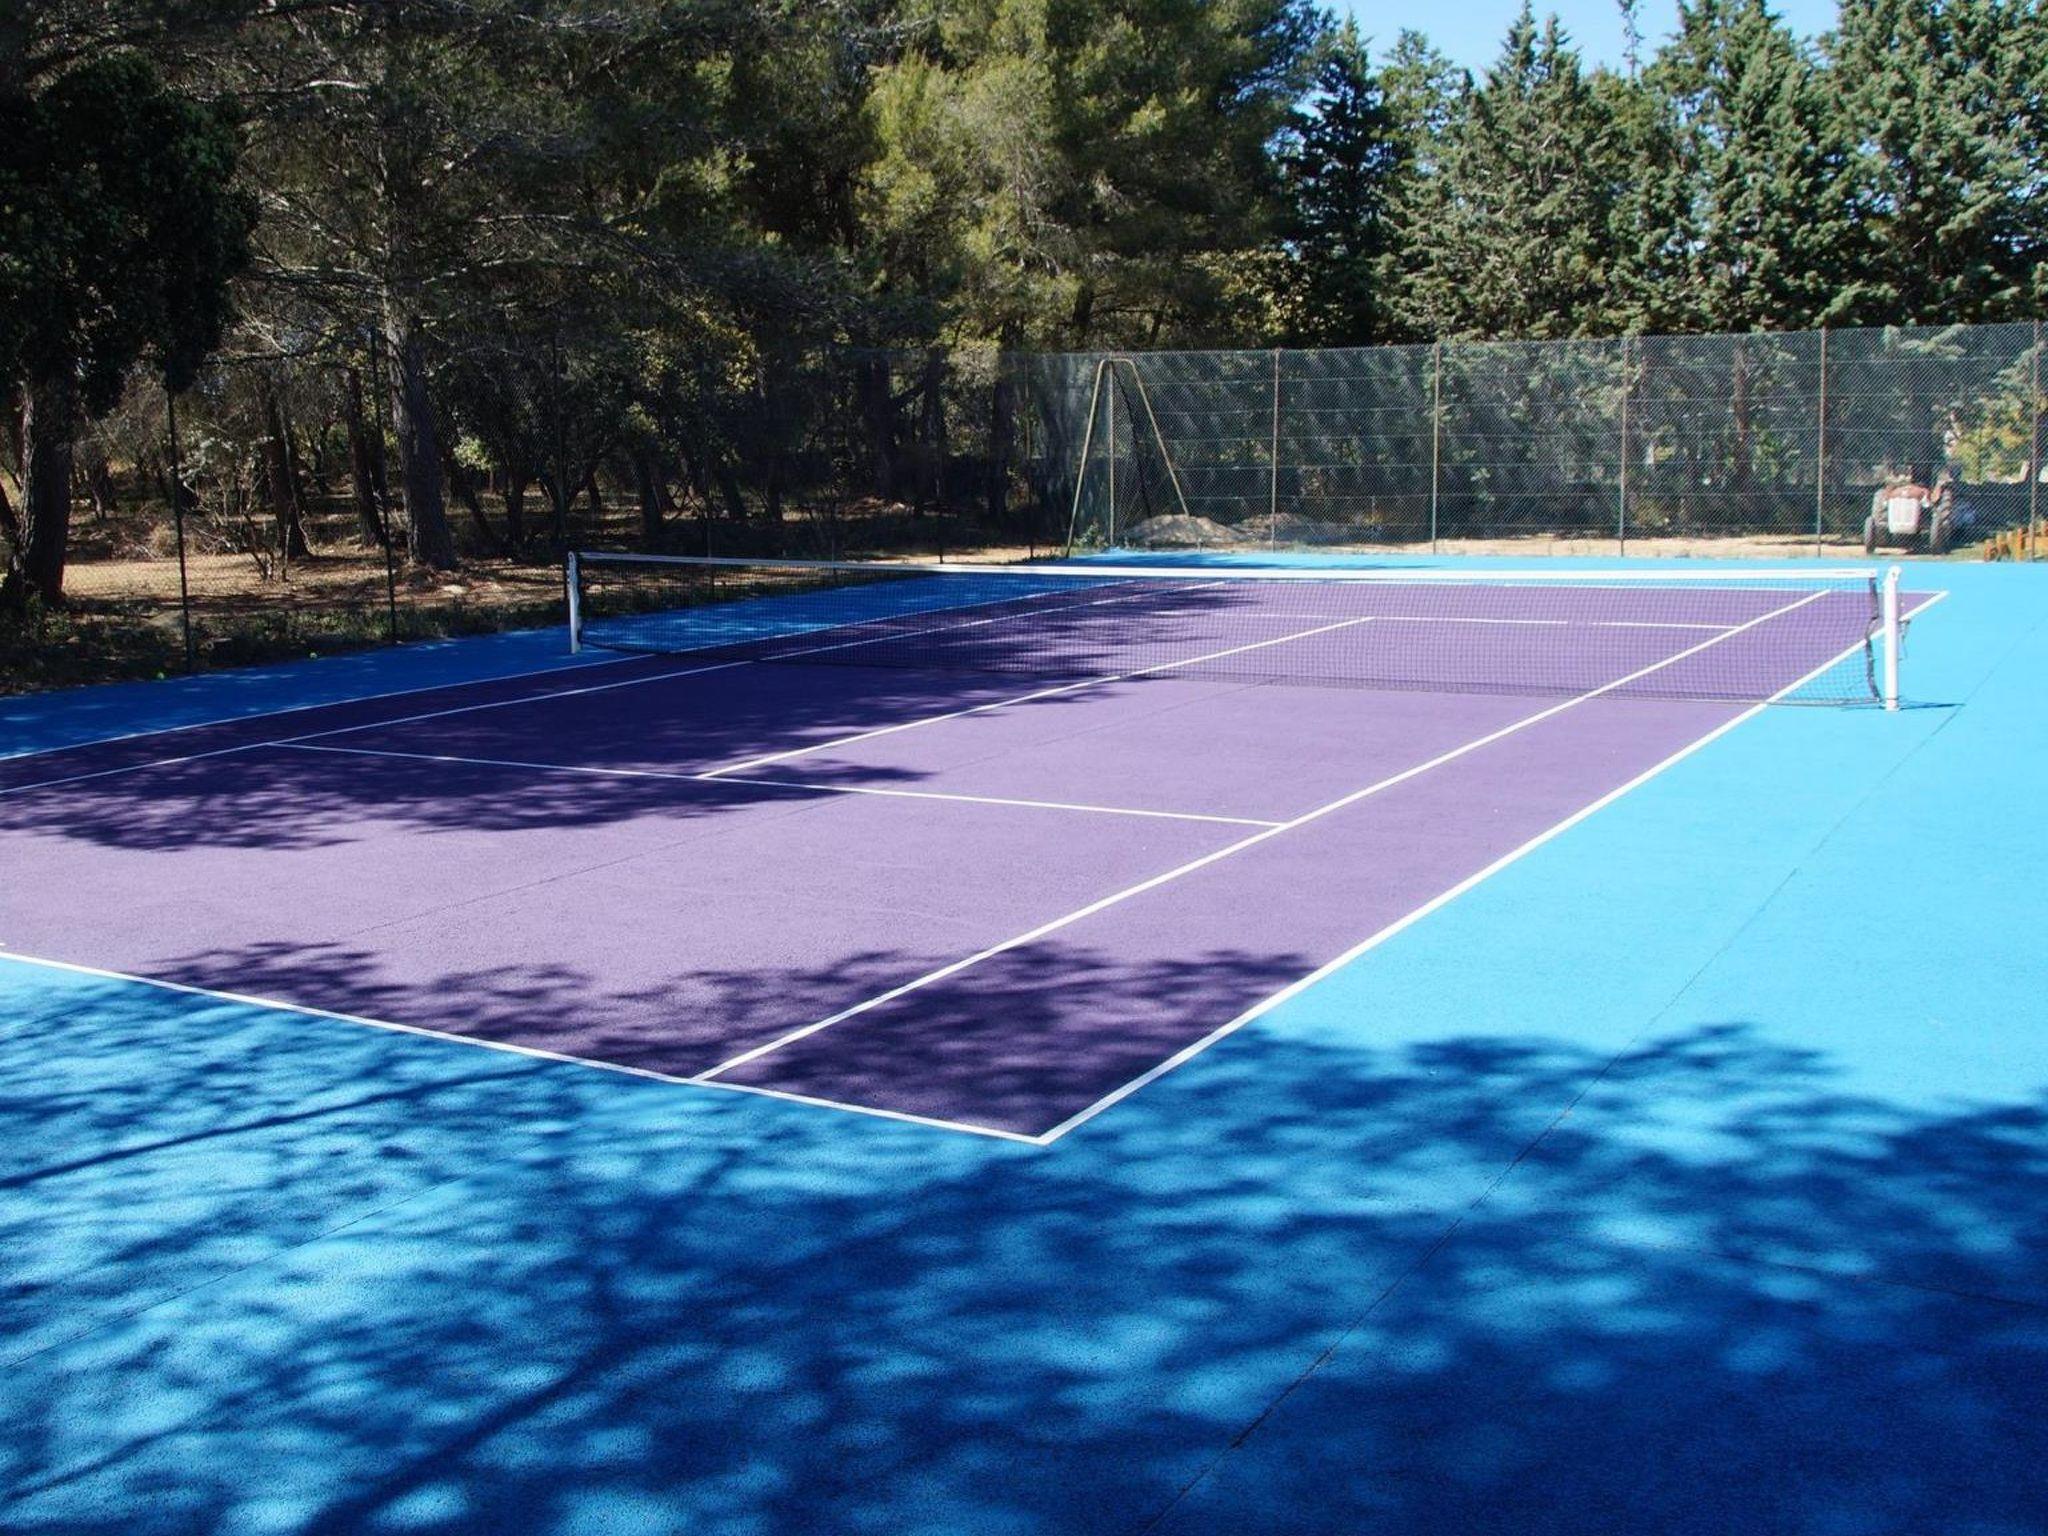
[8,553,2047,1536]
[1,560,1927,1140]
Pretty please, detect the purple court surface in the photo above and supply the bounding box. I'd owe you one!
[0,578,1924,1142]
[11,558,2048,1536]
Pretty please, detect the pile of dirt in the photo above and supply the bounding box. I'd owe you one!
[1118,514,1243,547]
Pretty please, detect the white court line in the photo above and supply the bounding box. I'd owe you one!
[277,741,1281,829]
[1163,611,1736,631]
[0,948,1041,1144]
[0,573,1212,794]
[0,593,1947,1146]
[0,649,651,766]
[0,653,755,800]
[691,590,1830,1085]
[1031,604,1940,1143]
[699,615,1382,779]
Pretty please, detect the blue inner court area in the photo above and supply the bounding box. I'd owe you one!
[3,557,2044,1535]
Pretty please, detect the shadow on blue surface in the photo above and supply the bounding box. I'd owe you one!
[2,964,2043,1535]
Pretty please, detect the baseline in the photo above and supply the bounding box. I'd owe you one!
[0,950,1041,1144]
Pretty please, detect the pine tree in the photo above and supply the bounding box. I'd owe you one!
[1400,7,1625,339]
[1276,24,1401,344]
[1377,31,1471,341]
[1829,0,2048,323]
[1622,0,1860,331]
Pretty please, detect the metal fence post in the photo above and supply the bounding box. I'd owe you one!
[1269,347,1281,549]
[163,385,196,672]
[1814,327,1829,556]
[2031,320,2041,543]
[1106,362,1116,547]
[1429,340,1442,554]
[1617,336,1632,555]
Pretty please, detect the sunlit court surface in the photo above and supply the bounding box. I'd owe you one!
[3,553,2044,1534]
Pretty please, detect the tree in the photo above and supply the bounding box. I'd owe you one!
[0,50,252,607]
[1397,8,1627,339]
[1621,0,1860,332]
[1375,31,1471,342]
[858,0,1326,349]
[1274,24,1402,345]
[1828,0,2048,323]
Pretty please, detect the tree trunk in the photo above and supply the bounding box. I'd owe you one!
[501,473,529,548]
[262,376,311,562]
[921,350,947,511]
[83,454,116,528]
[384,311,455,569]
[446,456,504,554]
[632,450,665,546]
[858,355,898,499]
[344,366,388,544]
[537,468,571,548]
[1,366,78,610]
[988,327,1019,525]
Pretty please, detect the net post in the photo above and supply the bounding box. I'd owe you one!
[1881,563,1901,711]
[565,549,583,653]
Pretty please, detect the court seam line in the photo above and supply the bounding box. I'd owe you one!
[697,614,1384,779]
[691,589,1830,1086]
[1031,615,1898,1144]
[0,948,1041,1144]
[274,741,1283,828]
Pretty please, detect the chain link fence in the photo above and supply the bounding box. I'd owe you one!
[4,338,1066,692]
[1047,323,2047,557]
[6,321,2041,693]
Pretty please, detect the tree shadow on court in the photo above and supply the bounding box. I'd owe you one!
[2,952,2045,1536]
[0,656,1214,853]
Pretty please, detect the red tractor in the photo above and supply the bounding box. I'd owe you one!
[1864,471,1961,555]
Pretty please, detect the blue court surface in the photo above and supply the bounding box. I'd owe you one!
[3,556,2044,1535]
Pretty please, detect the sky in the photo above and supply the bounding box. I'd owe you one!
[1339,0,1842,74]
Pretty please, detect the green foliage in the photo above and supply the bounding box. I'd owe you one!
[1623,0,1860,331]
[859,0,1326,347]
[1274,23,1401,344]
[0,51,251,405]
[1827,0,2048,323]
[1394,8,1629,339]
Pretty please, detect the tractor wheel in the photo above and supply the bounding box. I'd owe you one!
[1863,516,1879,555]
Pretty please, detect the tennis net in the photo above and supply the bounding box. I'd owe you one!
[566,553,1913,706]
